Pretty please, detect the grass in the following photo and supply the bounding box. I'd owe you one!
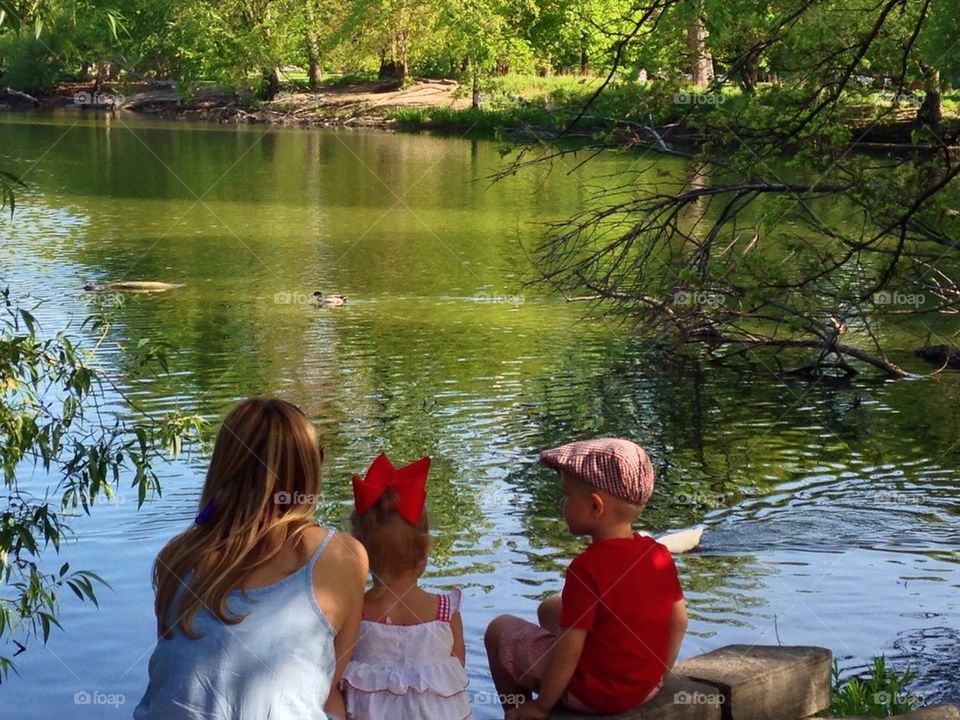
[829,657,923,717]
[483,73,603,99]
[249,68,380,91]
[168,67,960,142]
[386,104,564,135]
[386,77,746,137]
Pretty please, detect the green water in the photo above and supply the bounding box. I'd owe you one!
[1,112,958,718]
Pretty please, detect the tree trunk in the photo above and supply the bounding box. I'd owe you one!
[917,68,941,126]
[472,67,481,109]
[580,32,589,75]
[304,0,321,88]
[687,1,714,88]
[94,63,113,92]
[260,66,282,100]
[378,33,408,83]
[379,57,404,82]
[397,30,409,82]
[738,51,758,94]
[258,5,282,100]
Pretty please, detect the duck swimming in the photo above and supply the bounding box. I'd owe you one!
[641,525,704,554]
[312,291,347,307]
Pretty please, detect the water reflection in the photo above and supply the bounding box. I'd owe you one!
[0,115,957,717]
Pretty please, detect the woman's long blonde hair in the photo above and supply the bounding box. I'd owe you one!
[154,397,323,638]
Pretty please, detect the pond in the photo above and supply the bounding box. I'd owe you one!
[1,112,958,718]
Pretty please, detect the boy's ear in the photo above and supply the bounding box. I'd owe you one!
[589,492,606,517]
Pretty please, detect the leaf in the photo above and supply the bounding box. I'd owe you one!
[137,472,147,507]
[66,581,84,602]
[0,170,25,217]
[19,310,37,336]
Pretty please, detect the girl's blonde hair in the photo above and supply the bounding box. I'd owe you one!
[154,397,323,638]
[351,489,429,582]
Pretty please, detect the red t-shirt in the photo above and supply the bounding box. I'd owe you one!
[560,533,684,714]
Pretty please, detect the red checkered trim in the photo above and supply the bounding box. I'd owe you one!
[539,438,654,505]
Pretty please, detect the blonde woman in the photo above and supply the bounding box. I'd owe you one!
[134,398,368,720]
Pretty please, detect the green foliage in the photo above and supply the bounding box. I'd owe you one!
[0,33,63,91]
[0,171,25,216]
[829,658,923,717]
[1,0,956,114]
[919,0,960,86]
[388,101,567,134]
[0,285,205,678]
[485,72,597,97]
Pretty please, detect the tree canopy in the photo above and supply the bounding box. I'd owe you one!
[0,0,949,95]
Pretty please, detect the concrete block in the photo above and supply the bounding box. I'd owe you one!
[675,645,832,720]
[806,704,960,720]
[551,673,723,720]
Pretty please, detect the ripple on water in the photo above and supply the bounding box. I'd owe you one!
[2,120,959,715]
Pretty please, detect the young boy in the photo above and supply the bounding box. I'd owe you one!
[485,438,688,719]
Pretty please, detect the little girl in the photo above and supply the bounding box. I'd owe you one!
[134,398,368,720]
[341,453,472,720]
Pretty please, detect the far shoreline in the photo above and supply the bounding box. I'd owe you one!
[9,77,960,154]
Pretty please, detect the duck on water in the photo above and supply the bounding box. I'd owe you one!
[313,291,347,306]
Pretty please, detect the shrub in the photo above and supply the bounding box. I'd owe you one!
[0,35,65,92]
[829,657,923,717]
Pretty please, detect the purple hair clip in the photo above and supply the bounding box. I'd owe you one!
[195,499,216,525]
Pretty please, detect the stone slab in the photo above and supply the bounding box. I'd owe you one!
[900,706,960,720]
[675,645,832,720]
[551,673,723,720]
[806,704,959,720]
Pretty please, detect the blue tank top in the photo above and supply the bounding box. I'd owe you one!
[134,530,338,720]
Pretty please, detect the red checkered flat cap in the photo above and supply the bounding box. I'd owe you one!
[539,438,654,506]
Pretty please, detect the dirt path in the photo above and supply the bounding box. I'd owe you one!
[258,79,472,127]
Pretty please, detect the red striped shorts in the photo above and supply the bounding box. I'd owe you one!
[496,616,596,713]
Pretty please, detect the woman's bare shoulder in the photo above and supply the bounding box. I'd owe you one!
[308,528,367,576]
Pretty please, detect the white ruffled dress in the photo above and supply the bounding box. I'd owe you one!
[342,589,472,720]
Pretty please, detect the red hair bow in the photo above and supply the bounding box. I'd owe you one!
[352,453,430,524]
